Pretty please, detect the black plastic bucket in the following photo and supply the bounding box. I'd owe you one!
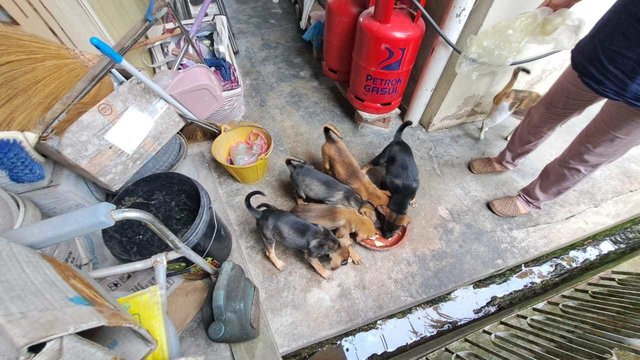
[103,172,232,269]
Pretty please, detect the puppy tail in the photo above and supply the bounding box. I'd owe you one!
[285,156,307,170]
[323,124,343,142]
[245,190,266,219]
[394,121,413,141]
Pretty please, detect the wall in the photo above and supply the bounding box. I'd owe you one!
[401,0,453,108]
[420,0,615,131]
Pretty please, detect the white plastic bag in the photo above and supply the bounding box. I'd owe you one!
[456,7,584,77]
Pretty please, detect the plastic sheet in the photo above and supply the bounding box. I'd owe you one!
[456,7,584,77]
[228,131,269,166]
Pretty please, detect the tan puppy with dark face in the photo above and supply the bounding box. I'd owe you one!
[291,203,379,265]
[321,124,390,211]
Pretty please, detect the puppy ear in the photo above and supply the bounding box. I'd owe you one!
[309,238,331,258]
[376,205,390,217]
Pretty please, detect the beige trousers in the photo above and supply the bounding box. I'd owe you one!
[496,67,640,209]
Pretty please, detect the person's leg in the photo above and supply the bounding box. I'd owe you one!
[517,99,640,209]
[469,67,602,175]
[497,66,602,167]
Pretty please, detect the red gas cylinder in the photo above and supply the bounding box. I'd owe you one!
[323,0,371,83]
[347,0,426,114]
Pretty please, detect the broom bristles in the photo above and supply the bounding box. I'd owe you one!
[180,123,217,143]
[0,25,113,133]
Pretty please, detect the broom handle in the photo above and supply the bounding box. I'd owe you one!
[90,37,221,134]
[91,37,196,117]
[190,0,213,38]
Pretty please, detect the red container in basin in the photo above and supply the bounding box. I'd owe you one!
[347,0,425,114]
[322,0,371,83]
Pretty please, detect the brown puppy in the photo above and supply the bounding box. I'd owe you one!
[321,124,390,211]
[291,203,379,265]
[479,67,542,140]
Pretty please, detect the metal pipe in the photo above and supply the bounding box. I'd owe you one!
[110,209,216,275]
[167,2,205,69]
[89,251,182,278]
[153,253,169,309]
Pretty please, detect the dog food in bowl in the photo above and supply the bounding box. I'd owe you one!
[360,226,407,250]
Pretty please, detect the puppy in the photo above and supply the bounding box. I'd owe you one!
[361,121,418,238]
[286,157,376,221]
[245,191,349,279]
[321,124,390,211]
[291,203,379,265]
[479,67,542,140]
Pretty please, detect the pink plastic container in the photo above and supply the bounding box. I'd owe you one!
[154,64,224,120]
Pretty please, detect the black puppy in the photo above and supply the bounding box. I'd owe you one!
[285,157,377,222]
[362,121,419,237]
[245,190,349,279]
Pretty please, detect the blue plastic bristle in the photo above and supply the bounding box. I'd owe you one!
[0,139,45,183]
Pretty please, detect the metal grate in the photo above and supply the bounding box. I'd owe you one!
[427,270,640,360]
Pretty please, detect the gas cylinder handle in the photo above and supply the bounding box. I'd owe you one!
[373,0,394,24]
[413,0,426,24]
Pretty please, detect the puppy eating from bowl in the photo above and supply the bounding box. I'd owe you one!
[291,203,379,264]
[321,124,390,213]
[286,156,377,222]
[362,121,419,238]
[245,191,349,279]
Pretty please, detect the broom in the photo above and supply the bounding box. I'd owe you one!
[0,25,113,134]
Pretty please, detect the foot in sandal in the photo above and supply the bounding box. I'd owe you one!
[488,196,530,217]
[468,157,509,175]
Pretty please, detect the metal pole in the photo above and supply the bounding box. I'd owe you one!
[89,250,182,278]
[110,208,216,275]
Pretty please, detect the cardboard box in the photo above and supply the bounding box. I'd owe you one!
[0,238,156,359]
[37,80,185,192]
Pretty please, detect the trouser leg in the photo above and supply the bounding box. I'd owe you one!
[518,100,640,209]
[496,67,602,168]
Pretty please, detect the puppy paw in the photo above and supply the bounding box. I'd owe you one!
[350,253,363,265]
[319,269,332,280]
[409,199,417,208]
[274,261,287,271]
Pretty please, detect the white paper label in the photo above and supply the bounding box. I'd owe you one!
[104,106,155,154]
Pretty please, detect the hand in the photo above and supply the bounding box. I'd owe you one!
[538,0,580,11]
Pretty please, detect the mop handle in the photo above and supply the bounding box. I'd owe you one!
[90,37,198,120]
[190,0,213,38]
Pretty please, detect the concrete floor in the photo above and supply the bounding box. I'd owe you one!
[180,0,640,356]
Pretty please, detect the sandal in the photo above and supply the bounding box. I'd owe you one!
[468,157,509,175]
[488,196,530,217]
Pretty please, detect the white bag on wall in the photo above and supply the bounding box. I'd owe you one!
[456,7,584,77]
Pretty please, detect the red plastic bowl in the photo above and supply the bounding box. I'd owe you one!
[360,226,408,251]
